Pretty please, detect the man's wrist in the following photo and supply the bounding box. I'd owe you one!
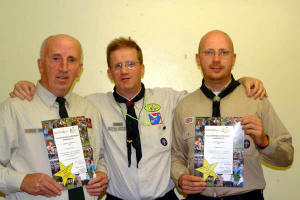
[258,135,269,149]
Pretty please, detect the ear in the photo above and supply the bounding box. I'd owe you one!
[232,53,237,67]
[38,59,44,74]
[195,53,201,66]
[107,68,113,81]
[141,64,145,77]
[76,64,83,78]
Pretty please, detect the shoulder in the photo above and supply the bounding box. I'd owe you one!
[146,87,187,100]
[85,91,115,112]
[0,96,36,114]
[86,92,111,103]
[177,89,201,107]
[70,92,101,112]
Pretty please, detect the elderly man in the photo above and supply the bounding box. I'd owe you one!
[9,37,266,200]
[171,30,293,200]
[0,34,108,200]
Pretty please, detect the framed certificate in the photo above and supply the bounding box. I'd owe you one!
[194,117,244,187]
[42,116,95,190]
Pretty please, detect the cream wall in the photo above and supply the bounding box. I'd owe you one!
[1,0,299,199]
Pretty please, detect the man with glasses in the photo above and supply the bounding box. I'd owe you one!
[171,30,293,200]
[9,37,267,200]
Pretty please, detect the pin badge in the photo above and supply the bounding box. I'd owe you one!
[160,137,168,146]
[244,139,250,149]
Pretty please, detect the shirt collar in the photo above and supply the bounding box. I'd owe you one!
[116,87,142,101]
[205,79,232,94]
[35,82,72,109]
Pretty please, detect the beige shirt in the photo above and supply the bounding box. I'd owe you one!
[171,85,293,197]
[0,83,106,200]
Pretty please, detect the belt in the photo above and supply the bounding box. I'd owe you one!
[187,189,264,200]
[106,189,178,200]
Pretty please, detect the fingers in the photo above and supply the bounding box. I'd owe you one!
[86,182,107,196]
[35,174,62,197]
[86,172,108,196]
[9,92,17,98]
[11,81,35,101]
[241,116,268,147]
[245,79,268,100]
[23,83,35,101]
[259,88,268,100]
[179,174,206,194]
[11,85,26,100]
[20,173,62,197]
[42,176,63,196]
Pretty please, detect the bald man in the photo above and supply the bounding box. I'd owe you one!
[0,34,108,200]
[171,30,293,200]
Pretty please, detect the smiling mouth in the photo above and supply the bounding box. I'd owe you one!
[121,77,130,81]
[210,65,224,71]
[56,76,68,80]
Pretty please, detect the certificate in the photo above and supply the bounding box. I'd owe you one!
[204,126,234,175]
[42,116,96,190]
[194,117,244,187]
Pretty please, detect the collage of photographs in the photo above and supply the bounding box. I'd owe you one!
[42,116,96,189]
[194,117,244,187]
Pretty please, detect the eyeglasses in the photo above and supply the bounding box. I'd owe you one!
[201,49,233,58]
[112,61,139,70]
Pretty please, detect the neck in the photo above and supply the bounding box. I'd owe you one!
[204,77,232,92]
[39,80,67,97]
[116,86,142,100]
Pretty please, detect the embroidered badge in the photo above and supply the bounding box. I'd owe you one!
[244,139,250,149]
[149,112,163,125]
[160,137,168,146]
[25,128,43,133]
[113,122,123,126]
[184,117,193,124]
[86,118,92,128]
[144,103,161,112]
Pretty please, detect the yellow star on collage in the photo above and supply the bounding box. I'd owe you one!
[54,161,76,186]
[195,158,218,181]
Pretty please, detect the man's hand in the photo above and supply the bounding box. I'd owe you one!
[9,81,36,101]
[20,173,63,197]
[86,171,108,196]
[178,174,206,194]
[241,115,269,148]
[240,77,268,100]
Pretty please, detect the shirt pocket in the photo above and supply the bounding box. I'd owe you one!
[182,126,195,171]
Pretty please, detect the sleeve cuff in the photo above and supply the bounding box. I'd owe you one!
[258,136,276,155]
[4,169,26,193]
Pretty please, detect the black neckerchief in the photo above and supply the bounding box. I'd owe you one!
[200,75,240,117]
[113,83,145,167]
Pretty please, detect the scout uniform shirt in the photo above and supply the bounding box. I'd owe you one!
[87,87,186,200]
[0,83,106,200]
[171,85,293,197]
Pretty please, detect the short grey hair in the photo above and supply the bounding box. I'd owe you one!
[39,34,84,63]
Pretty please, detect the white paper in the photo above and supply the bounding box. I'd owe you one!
[204,126,234,174]
[53,126,87,179]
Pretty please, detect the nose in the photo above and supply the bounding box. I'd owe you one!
[59,59,68,72]
[120,65,129,74]
[212,53,221,64]
[212,53,221,61]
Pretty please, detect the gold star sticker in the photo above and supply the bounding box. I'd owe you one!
[195,158,218,181]
[54,161,76,186]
